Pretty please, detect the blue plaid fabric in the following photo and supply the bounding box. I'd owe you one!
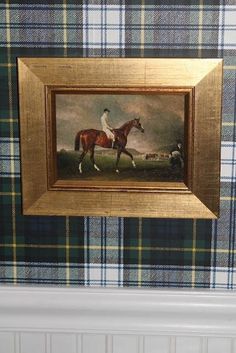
[0,1,235,289]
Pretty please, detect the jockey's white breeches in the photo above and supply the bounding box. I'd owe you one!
[103,128,115,140]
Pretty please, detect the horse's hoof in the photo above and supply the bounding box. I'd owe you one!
[116,169,120,174]
[94,164,101,172]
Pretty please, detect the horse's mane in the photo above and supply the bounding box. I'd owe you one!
[116,119,134,131]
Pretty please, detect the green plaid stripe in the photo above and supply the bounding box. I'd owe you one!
[140,219,212,267]
[0,1,235,289]
[123,219,212,287]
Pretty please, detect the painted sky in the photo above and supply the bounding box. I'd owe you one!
[56,94,184,153]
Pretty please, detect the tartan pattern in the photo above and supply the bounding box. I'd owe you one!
[0,1,235,289]
[0,138,20,177]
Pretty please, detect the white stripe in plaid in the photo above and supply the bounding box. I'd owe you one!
[0,138,20,177]
[221,142,236,182]
[84,217,124,286]
[210,267,236,289]
[219,5,236,50]
[83,5,125,53]
[0,262,85,285]
[123,265,211,288]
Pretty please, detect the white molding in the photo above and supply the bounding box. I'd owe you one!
[0,286,236,337]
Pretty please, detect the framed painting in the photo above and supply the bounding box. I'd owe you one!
[17,58,222,218]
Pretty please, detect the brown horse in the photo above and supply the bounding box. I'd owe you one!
[74,118,144,173]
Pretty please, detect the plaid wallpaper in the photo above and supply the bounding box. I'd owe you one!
[0,1,235,289]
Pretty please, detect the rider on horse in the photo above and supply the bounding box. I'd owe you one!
[100,108,116,148]
[75,117,144,174]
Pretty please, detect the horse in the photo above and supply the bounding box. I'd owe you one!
[74,118,144,174]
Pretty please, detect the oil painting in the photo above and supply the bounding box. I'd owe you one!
[56,93,185,183]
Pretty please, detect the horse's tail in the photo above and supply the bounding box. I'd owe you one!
[74,131,82,151]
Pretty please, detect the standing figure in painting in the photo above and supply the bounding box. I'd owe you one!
[169,139,184,169]
[100,108,116,148]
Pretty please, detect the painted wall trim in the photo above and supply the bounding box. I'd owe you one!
[0,286,235,337]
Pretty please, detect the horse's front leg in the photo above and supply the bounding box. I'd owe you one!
[115,148,122,173]
[122,148,136,168]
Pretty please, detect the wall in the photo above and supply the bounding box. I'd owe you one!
[1,286,236,353]
[0,2,235,289]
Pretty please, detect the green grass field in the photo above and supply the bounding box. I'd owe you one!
[57,150,183,182]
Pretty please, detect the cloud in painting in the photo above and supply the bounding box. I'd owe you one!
[56,94,184,153]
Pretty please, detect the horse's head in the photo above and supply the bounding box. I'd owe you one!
[133,118,144,133]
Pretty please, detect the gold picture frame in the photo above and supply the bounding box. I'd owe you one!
[18,58,222,218]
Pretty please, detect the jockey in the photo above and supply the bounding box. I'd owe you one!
[101,108,116,148]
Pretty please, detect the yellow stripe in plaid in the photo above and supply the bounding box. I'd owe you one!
[191,220,197,288]
[0,63,16,67]
[138,218,142,287]
[198,0,204,57]
[0,119,18,122]
[5,0,17,284]
[224,66,236,70]
[140,0,145,57]
[222,122,236,126]
[63,0,68,56]
[221,197,236,201]
[0,244,214,252]
[66,216,70,286]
